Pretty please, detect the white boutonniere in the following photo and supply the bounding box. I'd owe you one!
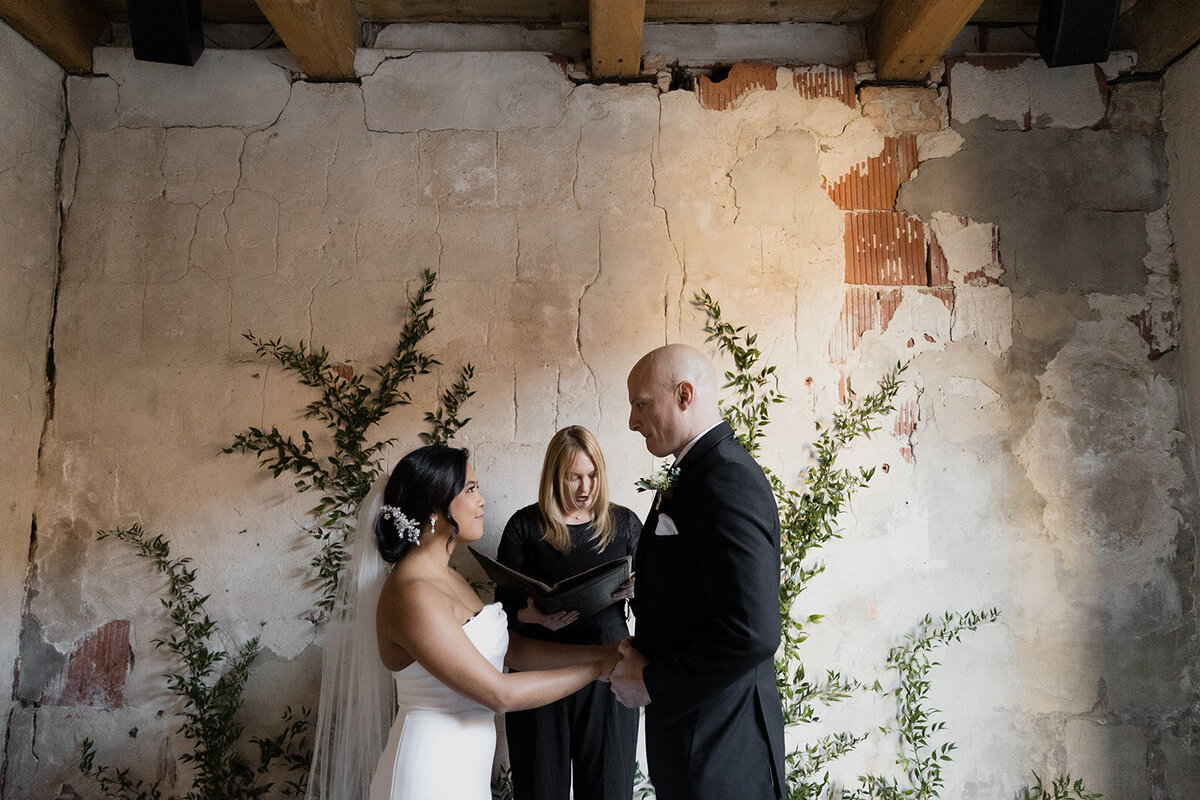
[635,464,680,504]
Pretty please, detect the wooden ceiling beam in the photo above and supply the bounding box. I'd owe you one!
[1114,0,1200,73]
[0,0,106,74]
[589,0,646,78]
[253,0,360,80]
[870,0,985,80]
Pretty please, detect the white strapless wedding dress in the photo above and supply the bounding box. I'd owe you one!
[369,602,509,800]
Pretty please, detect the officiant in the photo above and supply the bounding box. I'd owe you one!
[497,425,641,800]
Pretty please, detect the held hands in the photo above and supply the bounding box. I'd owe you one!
[596,641,623,681]
[519,596,580,631]
[609,638,651,708]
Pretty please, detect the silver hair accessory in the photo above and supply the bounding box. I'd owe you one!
[380,506,421,545]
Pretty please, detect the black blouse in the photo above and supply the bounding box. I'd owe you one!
[496,503,641,645]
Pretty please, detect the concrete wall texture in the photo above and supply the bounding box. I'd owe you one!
[0,23,65,765]
[1165,47,1200,470]
[1,23,1198,800]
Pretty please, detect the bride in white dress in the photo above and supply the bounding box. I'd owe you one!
[307,445,620,800]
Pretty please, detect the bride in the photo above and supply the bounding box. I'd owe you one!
[307,445,621,800]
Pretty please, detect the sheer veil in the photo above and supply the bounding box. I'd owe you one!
[306,478,394,800]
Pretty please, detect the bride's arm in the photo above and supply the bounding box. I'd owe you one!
[504,632,617,672]
[381,583,616,714]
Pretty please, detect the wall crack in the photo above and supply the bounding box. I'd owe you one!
[577,222,603,424]
[650,95,686,338]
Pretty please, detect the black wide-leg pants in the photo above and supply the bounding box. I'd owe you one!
[505,679,639,800]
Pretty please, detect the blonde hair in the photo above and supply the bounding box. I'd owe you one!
[537,426,615,554]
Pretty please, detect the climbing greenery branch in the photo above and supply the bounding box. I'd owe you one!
[224,268,474,610]
[81,524,311,800]
[695,289,909,796]
[1020,774,1102,800]
[886,610,1002,799]
[693,291,1093,800]
[843,609,1002,800]
[696,289,788,457]
[83,271,474,799]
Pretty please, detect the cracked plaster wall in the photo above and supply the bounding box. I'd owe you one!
[1164,48,1200,465]
[3,33,1198,800]
[0,23,64,764]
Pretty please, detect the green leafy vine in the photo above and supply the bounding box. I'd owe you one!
[81,524,311,800]
[82,271,476,799]
[693,290,1094,800]
[1020,774,1102,800]
[224,268,474,611]
[844,609,1002,800]
[696,289,906,796]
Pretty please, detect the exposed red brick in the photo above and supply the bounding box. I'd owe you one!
[920,286,955,311]
[696,63,778,111]
[52,620,131,709]
[547,53,571,79]
[1106,81,1162,135]
[974,224,1002,285]
[332,363,354,380]
[1093,64,1108,109]
[899,445,914,463]
[824,135,919,211]
[792,65,856,108]
[844,211,928,286]
[928,230,951,287]
[893,399,919,437]
[1128,311,1169,360]
[962,268,999,286]
[829,285,903,362]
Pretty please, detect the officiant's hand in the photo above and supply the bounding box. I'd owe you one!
[518,596,580,631]
[611,574,635,601]
[610,638,651,707]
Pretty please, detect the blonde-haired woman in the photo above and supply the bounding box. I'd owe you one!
[497,426,641,800]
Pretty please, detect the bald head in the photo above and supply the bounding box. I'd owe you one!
[631,345,721,412]
[627,344,722,458]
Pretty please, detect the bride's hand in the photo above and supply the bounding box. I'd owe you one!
[596,642,623,681]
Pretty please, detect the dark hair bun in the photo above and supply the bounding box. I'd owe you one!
[375,445,468,564]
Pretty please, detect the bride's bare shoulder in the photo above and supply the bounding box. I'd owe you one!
[381,567,443,611]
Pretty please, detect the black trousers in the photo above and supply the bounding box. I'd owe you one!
[505,679,639,800]
[643,671,784,800]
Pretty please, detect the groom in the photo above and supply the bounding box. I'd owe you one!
[611,344,785,800]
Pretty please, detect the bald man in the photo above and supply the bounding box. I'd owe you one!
[611,344,785,800]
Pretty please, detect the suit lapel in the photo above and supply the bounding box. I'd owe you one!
[634,422,736,578]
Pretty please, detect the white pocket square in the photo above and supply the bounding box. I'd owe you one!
[654,513,680,537]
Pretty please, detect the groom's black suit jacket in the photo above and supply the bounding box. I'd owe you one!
[631,421,785,800]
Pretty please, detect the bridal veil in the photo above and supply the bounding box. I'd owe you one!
[306,479,394,800]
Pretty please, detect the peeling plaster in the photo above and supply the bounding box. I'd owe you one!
[4,40,1198,799]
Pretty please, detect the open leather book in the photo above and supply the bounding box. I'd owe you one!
[468,548,632,618]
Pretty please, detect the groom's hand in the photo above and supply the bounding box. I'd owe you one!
[610,638,651,707]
